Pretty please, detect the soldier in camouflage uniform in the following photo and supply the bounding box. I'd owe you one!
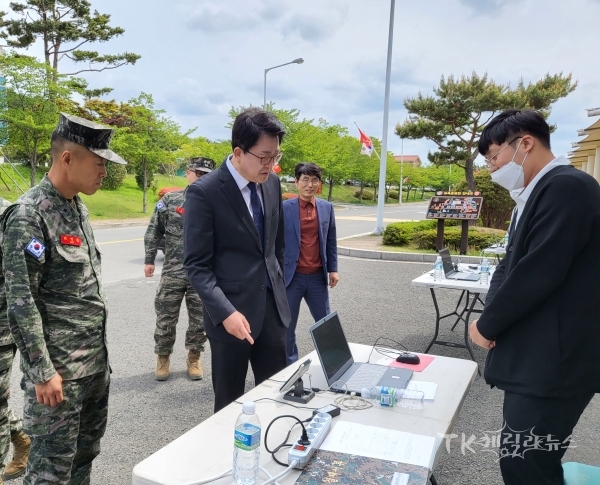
[0,113,126,484]
[144,157,214,381]
[0,196,31,483]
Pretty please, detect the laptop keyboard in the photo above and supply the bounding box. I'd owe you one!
[345,365,387,390]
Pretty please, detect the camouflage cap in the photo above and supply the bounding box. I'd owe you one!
[53,113,127,165]
[187,157,215,173]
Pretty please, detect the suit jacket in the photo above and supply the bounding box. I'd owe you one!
[478,165,600,397]
[283,197,338,287]
[183,163,291,342]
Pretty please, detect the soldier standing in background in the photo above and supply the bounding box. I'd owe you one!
[0,196,30,483]
[0,113,126,484]
[144,157,214,381]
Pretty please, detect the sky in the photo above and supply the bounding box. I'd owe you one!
[1,0,599,164]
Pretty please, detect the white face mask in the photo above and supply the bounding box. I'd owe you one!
[490,139,529,191]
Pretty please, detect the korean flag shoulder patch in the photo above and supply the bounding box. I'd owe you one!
[156,200,165,211]
[25,237,46,260]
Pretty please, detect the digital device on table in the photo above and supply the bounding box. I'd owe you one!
[439,248,480,281]
[279,359,315,404]
[310,312,412,394]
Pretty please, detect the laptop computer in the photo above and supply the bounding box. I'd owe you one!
[439,248,480,281]
[309,312,413,394]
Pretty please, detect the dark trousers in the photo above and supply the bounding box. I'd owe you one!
[209,288,287,413]
[285,271,330,365]
[499,390,594,485]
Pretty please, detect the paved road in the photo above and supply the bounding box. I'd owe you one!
[6,205,599,484]
[96,202,430,285]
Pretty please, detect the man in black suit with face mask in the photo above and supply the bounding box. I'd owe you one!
[469,109,600,485]
[184,108,291,412]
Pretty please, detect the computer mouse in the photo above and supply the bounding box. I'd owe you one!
[396,352,420,365]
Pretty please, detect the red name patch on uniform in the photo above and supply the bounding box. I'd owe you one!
[60,235,82,247]
[176,207,185,215]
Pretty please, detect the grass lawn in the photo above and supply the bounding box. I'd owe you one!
[281,183,433,205]
[0,166,187,221]
[80,175,188,220]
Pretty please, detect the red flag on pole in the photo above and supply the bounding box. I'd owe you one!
[356,126,373,157]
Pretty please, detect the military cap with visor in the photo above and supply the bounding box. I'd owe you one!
[187,157,215,173]
[53,113,127,165]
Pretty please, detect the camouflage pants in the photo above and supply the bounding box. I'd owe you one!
[0,344,22,476]
[21,371,110,485]
[154,273,206,355]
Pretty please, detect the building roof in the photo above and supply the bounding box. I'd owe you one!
[393,155,421,163]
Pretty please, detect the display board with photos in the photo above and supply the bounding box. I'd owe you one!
[426,191,483,220]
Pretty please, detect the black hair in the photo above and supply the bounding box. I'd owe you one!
[231,108,285,152]
[478,109,551,156]
[294,162,322,181]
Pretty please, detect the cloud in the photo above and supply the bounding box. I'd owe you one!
[281,14,334,44]
[458,0,520,16]
[186,3,249,32]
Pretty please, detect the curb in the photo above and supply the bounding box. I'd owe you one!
[337,234,485,264]
[91,220,149,230]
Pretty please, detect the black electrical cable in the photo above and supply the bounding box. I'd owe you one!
[264,415,312,467]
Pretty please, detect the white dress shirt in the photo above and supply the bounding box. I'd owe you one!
[510,155,571,227]
[226,156,264,215]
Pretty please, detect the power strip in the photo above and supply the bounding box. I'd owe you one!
[287,412,332,469]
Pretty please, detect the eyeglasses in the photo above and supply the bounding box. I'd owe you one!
[484,137,522,167]
[246,150,283,166]
[298,177,321,186]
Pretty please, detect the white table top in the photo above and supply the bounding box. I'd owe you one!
[411,265,492,293]
[132,343,478,485]
[482,245,506,255]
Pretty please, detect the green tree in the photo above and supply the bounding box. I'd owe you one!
[0,52,82,187]
[395,72,577,191]
[0,0,140,92]
[174,136,231,173]
[110,93,186,213]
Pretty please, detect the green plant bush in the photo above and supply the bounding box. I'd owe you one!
[101,163,127,190]
[388,190,399,200]
[382,221,436,245]
[354,189,374,201]
[412,227,501,251]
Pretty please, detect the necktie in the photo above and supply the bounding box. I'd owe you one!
[248,183,264,249]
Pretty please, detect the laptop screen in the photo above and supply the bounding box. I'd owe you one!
[310,312,354,386]
[438,248,455,275]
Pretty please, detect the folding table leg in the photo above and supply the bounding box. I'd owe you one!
[462,292,481,375]
[424,287,441,353]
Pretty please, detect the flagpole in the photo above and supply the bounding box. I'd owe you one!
[374,0,396,235]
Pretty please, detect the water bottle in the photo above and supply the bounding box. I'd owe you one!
[480,258,490,285]
[361,386,424,409]
[433,256,444,281]
[502,232,509,247]
[233,401,261,485]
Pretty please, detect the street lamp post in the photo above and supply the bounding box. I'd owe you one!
[263,58,304,110]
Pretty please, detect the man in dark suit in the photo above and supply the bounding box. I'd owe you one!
[469,110,600,485]
[183,108,291,412]
[283,163,338,364]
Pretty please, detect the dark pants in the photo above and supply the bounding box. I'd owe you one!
[285,271,330,365]
[499,391,594,485]
[209,288,287,413]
